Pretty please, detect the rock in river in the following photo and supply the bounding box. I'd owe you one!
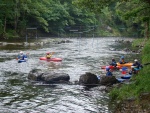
[28,69,70,84]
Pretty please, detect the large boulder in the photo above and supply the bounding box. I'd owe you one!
[28,69,70,84]
[100,76,119,86]
[79,72,99,87]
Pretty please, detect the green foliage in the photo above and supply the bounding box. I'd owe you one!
[142,40,150,63]
[0,0,98,38]
[132,39,144,47]
[142,40,150,54]
[73,0,115,13]
[0,0,150,38]
[74,0,150,37]
[5,29,19,39]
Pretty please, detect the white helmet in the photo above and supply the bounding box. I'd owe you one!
[134,59,138,62]
[20,51,23,54]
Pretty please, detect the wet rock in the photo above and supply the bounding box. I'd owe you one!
[1,42,7,46]
[65,40,72,43]
[79,72,99,87]
[53,39,72,44]
[123,48,130,52]
[28,69,70,84]
[99,76,119,86]
[42,73,70,84]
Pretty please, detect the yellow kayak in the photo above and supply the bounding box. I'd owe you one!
[117,62,133,67]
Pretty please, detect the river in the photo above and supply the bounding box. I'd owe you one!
[0,37,140,113]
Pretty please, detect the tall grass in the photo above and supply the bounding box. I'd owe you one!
[109,38,150,100]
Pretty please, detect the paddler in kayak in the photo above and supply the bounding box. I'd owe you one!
[110,58,117,67]
[46,52,53,59]
[119,56,126,64]
[106,67,113,76]
[131,59,143,73]
[17,51,26,60]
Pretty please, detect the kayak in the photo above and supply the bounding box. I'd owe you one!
[117,62,133,68]
[17,55,28,63]
[18,59,27,63]
[17,56,28,63]
[39,57,62,62]
[101,65,121,70]
[121,74,132,79]
[116,78,126,82]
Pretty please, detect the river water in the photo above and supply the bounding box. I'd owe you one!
[0,37,140,113]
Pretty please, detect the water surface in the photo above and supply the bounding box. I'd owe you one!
[0,37,140,113]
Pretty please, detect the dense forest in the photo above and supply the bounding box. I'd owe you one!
[0,0,149,39]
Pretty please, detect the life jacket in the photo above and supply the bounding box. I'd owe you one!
[18,54,25,60]
[46,54,52,59]
[106,71,113,76]
[133,62,142,69]
[120,59,125,64]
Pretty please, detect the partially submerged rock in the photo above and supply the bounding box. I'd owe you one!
[28,69,70,84]
[79,72,99,87]
[79,72,119,87]
[100,76,119,86]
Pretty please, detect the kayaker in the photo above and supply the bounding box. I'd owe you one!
[119,56,126,64]
[46,52,52,59]
[132,59,143,71]
[129,66,137,75]
[18,51,26,60]
[106,68,113,76]
[110,58,117,67]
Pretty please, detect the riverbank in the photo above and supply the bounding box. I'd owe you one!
[110,38,150,112]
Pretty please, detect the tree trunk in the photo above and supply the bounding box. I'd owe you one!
[4,16,6,33]
[145,21,149,39]
[14,15,18,32]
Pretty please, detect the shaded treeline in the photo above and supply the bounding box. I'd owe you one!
[1,0,150,39]
[0,0,97,39]
[74,0,150,39]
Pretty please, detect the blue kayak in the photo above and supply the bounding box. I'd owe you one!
[18,59,27,63]
[121,74,132,79]
[117,78,126,82]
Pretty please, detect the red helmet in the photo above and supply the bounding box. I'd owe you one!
[46,52,50,54]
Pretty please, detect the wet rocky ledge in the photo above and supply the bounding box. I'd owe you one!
[28,69,150,112]
[0,38,72,47]
[28,69,119,87]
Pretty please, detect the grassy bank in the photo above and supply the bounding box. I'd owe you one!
[109,38,150,101]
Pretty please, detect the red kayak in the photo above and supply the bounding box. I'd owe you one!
[39,57,62,62]
[101,65,121,70]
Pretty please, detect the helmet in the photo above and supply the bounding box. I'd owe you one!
[112,58,115,61]
[121,56,124,59]
[134,59,138,62]
[20,51,23,54]
[46,52,50,54]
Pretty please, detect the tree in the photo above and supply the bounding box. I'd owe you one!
[73,0,150,38]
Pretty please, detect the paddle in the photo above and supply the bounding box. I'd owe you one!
[50,52,55,57]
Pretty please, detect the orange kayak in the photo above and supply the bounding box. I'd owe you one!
[117,62,133,67]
